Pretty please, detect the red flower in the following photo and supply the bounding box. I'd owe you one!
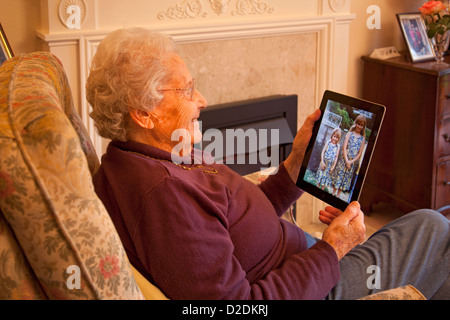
[0,170,15,199]
[99,255,120,279]
[419,1,446,15]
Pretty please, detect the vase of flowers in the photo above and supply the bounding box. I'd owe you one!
[420,0,450,63]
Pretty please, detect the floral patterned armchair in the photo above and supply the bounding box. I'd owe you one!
[0,52,425,300]
[0,52,166,299]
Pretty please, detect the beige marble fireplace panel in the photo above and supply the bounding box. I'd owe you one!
[177,33,317,121]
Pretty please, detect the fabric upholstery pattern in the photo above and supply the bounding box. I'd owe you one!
[358,285,426,300]
[0,209,47,299]
[0,52,143,299]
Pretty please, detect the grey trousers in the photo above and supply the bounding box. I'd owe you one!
[324,209,450,300]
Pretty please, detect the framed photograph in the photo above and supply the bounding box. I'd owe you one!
[0,23,14,66]
[397,13,435,63]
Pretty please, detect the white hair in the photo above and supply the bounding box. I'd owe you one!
[86,28,176,141]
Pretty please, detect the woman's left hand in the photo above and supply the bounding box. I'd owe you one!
[319,205,342,225]
[284,109,321,182]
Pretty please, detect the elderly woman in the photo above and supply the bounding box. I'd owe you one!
[87,28,449,300]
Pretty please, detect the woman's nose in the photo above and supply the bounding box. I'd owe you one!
[196,90,208,109]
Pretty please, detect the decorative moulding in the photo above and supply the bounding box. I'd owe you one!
[328,0,345,13]
[158,0,275,20]
[232,0,275,15]
[158,0,207,20]
[209,0,231,15]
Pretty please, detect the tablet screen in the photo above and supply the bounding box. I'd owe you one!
[296,90,385,211]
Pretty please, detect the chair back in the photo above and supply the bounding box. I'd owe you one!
[0,52,144,299]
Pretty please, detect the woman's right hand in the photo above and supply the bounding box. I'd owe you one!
[284,109,321,182]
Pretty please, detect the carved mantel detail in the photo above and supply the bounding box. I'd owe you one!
[158,0,274,20]
[209,0,231,15]
[158,0,207,20]
[232,0,275,16]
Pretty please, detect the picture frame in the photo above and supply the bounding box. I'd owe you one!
[0,23,14,66]
[397,13,436,63]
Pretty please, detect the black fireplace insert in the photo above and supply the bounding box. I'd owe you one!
[197,95,298,176]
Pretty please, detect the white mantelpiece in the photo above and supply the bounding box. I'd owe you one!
[38,0,355,225]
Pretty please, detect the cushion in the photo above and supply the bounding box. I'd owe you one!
[130,265,168,300]
[0,52,144,299]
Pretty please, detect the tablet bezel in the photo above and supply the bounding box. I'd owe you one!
[296,90,385,211]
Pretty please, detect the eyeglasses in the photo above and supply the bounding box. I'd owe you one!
[159,79,196,101]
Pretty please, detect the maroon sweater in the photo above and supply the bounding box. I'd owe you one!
[93,140,340,299]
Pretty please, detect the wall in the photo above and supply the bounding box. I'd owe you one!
[347,0,425,97]
[0,0,41,55]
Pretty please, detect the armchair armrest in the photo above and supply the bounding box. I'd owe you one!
[359,285,426,300]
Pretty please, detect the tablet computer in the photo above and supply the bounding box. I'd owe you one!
[296,90,385,211]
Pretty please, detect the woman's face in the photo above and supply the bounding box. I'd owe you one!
[152,54,208,153]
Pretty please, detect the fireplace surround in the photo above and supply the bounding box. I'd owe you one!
[37,0,355,227]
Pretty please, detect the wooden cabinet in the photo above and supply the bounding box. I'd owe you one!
[360,54,450,216]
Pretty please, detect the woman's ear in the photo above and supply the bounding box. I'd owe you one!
[129,108,155,129]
